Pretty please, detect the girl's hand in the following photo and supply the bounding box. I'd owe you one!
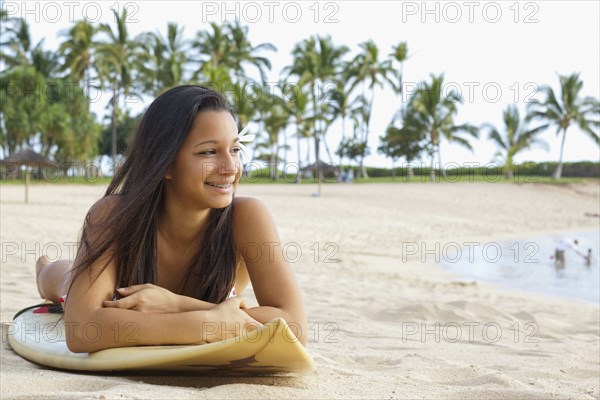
[203,297,262,343]
[102,284,181,313]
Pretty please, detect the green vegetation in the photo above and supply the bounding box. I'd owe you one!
[528,73,600,179]
[2,162,596,186]
[1,16,598,183]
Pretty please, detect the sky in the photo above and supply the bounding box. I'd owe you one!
[3,0,600,169]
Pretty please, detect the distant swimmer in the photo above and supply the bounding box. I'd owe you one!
[553,238,585,267]
[584,248,593,267]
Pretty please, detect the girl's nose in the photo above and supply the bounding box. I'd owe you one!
[219,152,240,176]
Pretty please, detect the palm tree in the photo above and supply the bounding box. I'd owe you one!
[378,106,426,180]
[0,18,32,68]
[0,18,59,76]
[138,22,188,96]
[336,125,369,180]
[41,79,100,163]
[228,80,259,132]
[29,41,60,77]
[409,74,479,181]
[0,10,13,57]
[59,20,97,88]
[328,83,355,177]
[137,31,166,96]
[96,8,143,167]
[282,83,313,182]
[388,42,410,124]
[227,21,276,84]
[345,40,393,178]
[284,35,349,194]
[528,73,600,179]
[255,93,289,181]
[160,22,188,88]
[191,22,234,85]
[346,93,372,173]
[0,67,48,154]
[486,105,549,179]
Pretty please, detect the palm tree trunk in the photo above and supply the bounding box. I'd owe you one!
[305,139,311,167]
[338,115,346,181]
[312,82,322,194]
[429,150,436,182]
[398,63,405,126]
[296,124,302,183]
[315,134,321,190]
[504,154,514,179]
[322,133,335,164]
[270,145,276,181]
[552,127,568,179]
[407,158,414,180]
[359,158,369,178]
[111,82,118,171]
[429,132,436,182]
[84,67,90,92]
[283,129,288,170]
[359,89,376,179]
[438,146,445,178]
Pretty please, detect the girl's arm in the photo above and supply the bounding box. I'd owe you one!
[102,284,218,312]
[64,249,216,352]
[230,197,309,346]
[65,198,256,353]
[103,257,252,312]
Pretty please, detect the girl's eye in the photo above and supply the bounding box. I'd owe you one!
[197,148,241,156]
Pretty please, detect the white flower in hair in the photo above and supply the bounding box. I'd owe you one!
[238,125,255,162]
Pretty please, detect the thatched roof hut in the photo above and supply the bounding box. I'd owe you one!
[0,149,57,203]
[0,149,56,167]
[299,161,338,174]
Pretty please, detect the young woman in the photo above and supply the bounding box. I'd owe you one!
[35,85,307,353]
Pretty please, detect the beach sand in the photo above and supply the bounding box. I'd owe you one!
[1,181,599,399]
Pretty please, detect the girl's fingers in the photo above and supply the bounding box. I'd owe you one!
[121,283,155,294]
[103,295,136,309]
[116,284,146,295]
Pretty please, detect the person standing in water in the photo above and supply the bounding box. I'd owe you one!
[554,238,585,268]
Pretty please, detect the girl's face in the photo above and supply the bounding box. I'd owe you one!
[165,110,243,210]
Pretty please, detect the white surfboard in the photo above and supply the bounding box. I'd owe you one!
[7,304,314,372]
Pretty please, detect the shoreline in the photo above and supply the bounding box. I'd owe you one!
[437,226,600,305]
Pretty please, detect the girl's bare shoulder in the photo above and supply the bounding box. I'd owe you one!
[231,196,277,239]
[232,196,270,219]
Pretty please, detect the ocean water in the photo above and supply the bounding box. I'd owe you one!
[440,231,600,304]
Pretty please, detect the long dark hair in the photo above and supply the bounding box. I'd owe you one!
[69,86,238,303]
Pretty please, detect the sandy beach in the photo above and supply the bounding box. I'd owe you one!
[1,181,599,399]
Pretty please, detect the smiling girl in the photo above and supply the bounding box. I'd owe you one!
[35,85,307,352]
